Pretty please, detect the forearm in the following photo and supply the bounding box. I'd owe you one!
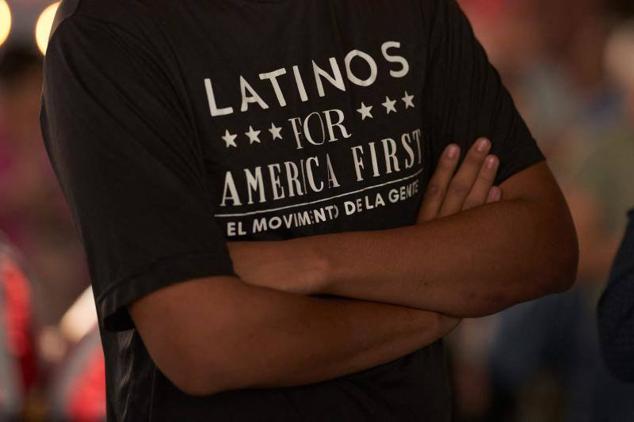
[220,283,451,391]
[243,164,577,318]
[303,196,572,317]
[237,163,575,319]
[133,276,454,396]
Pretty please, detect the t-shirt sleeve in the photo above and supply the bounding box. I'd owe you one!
[422,0,545,183]
[40,15,236,332]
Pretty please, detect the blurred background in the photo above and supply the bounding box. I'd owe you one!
[0,0,632,420]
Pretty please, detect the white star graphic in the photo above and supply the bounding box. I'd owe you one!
[402,91,415,109]
[382,96,397,114]
[269,123,283,141]
[221,129,238,148]
[245,126,262,144]
[356,102,374,120]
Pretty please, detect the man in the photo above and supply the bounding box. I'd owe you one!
[599,209,634,382]
[40,0,578,420]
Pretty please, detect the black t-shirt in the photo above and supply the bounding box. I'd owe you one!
[41,0,544,420]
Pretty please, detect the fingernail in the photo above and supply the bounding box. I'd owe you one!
[491,187,501,201]
[477,138,490,153]
[486,155,498,169]
[446,144,459,159]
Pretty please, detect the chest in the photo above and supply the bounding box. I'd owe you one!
[169,4,434,238]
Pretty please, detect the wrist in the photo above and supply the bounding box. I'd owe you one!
[288,237,334,295]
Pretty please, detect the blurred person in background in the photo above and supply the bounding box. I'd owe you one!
[463,0,620,167]
[0,40,96,420]
[0,235,38,419]
[49,303,105,422]
[597,17,634,384]
[598,209,634,383]
[450,1,634,421]
[0,44,88,330]
[569,19,634,290]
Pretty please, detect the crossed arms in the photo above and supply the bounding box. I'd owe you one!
[230,143,577,318]
[130,139,578,395]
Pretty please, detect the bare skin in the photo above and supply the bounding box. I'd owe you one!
[130,141,504,395]
[229,139,578,318]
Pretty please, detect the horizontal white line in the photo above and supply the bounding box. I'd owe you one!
[214,168,424,218]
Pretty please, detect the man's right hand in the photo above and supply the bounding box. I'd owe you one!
[418,138,501,223]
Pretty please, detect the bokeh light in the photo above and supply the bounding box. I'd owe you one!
[0,0,11,48]
[35,1,61,55]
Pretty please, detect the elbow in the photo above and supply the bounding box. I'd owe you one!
[130,277,257,397]
[158,347,230,397]
[454,218,578,318]
[166,364,219,397]
[149,324,249,397]
[535,219,579,296]
[161,344,246,397]
[166,371,209,397]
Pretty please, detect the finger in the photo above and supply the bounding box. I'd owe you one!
[418,144,460,222]
[486,186,502,204]
[439,138,491,217]
[463,155,499,210]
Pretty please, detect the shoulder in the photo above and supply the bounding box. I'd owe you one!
[49,0,170,46]
[45,0,185,73]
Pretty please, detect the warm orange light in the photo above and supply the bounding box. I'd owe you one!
[0,0,11,48]
[35,2,61,55]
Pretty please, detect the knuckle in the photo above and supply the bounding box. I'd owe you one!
[465,153,486,166]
